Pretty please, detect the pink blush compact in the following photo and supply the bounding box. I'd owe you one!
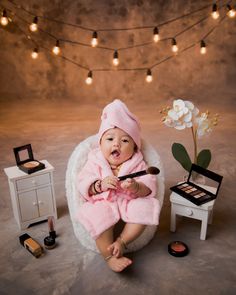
[168,241,189,257]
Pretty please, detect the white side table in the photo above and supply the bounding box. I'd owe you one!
[170,191,215,240]
[4,160,57,230]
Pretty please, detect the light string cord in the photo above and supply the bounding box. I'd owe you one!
[4,0,225,32]
[0,0,234,77]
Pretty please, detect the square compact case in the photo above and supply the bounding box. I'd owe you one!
[170,164,223,206]
[13,144,45,174]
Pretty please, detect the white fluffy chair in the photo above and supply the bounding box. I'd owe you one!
[65,135,165,253]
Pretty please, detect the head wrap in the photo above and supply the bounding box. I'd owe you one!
[98,99,141,149]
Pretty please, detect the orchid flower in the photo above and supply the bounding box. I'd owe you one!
[161,99,218,172]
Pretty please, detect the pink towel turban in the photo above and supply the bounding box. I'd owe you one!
[98,99,141,149]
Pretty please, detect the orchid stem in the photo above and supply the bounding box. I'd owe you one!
[191,126,197,164]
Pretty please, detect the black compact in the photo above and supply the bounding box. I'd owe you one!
[168,241,189,257]
[170,164,223,206]
[13,144,45,174]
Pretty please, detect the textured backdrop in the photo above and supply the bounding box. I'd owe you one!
[0,0,235,106]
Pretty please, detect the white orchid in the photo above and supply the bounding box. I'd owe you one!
[195,112,213,137]
[160,99,218,172]
[164,99,199,130]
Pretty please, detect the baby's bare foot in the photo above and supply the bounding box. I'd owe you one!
[106,256,132,272]
[107,239,124,257]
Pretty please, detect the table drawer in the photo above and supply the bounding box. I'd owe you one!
[16,173,51,191]
[174,203,207,220]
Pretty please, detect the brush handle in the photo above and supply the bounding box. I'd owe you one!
[118,170,147,181]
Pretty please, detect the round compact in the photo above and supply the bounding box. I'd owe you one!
[44,236,56,250]
[23,161,40,168]
[168,241,189,257]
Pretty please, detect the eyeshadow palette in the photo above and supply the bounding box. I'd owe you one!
[13,144,45,174]
[170,164,223,206]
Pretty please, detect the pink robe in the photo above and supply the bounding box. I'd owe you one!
[77,148,160,240]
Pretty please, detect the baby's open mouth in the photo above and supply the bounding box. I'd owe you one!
[111,150,120,158]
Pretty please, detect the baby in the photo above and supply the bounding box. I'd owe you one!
[77,99,160,272]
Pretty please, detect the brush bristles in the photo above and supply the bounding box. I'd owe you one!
[147,166,160,175]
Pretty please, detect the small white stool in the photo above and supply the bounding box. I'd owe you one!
[170,191,215,240]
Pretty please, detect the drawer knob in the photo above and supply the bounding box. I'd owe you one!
[31,180,36,185]
[38,201,43,205]
[33,202,37,206]
[186,208,193,216]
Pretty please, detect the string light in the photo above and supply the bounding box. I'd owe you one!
[31,47,39,59]
[85,71,93,85]
[52,40,60,55]
[171,38,178,53]
[113,50,119,66]
[200,40,207,54]
[153,27,160,43]
[211,3,220,19]
[29,16,38,32]
[91,31,98,47]
[226,4,236,18]
[1,9,9,26]
[146,69,153,83]
[2,0,233,84]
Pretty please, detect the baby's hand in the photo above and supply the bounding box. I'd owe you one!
[101,176,119,191]
[120,178,138,193]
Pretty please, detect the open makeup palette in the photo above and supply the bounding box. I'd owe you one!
[170,164,223,206]
[13,144,45,174]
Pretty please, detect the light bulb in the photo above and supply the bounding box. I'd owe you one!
[146,69,153,83]
[200,40,206,54]
[211,4,219,19]
[1,9,9,26]
[91,31,98,47]
[227,4,236,18]
[31,48,39,59]
[29,16,38,32]
[153,27,159,43]
[52,40,60,55]
[113,50,119,66]
[85,71,93,85]
[171,38,178,53]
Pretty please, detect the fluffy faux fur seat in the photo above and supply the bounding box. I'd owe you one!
[65,135,165,253]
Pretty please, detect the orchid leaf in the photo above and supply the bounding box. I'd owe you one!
[172,143,192,172]
[197,149,211,169]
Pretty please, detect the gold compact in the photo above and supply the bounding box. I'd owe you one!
[170,164,223,206]
[13,144,45,174]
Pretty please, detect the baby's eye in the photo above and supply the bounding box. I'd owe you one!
[106,137,113,141]
[122,139,129,143]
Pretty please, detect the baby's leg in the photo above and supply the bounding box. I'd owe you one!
[96,226,132,272]
[107,237,125,258]
[120,223,146,247]
[108,223,146,258]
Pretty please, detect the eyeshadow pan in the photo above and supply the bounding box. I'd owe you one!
[185,188,196,193]
[177,184,185,189]
[193,192,206,199]
[182,186,192,191]
[190,190,202,196]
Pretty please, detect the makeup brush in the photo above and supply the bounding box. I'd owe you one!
[118,166,160,181]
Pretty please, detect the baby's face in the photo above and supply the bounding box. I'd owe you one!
[100,128,135,167]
